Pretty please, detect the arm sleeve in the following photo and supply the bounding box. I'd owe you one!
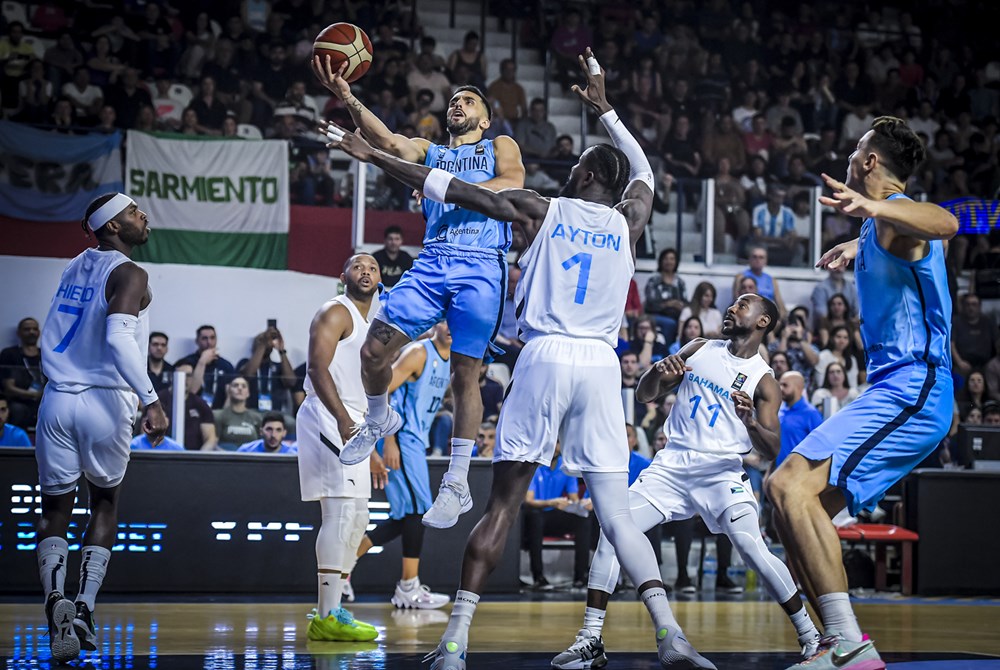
[106,314,159,406]
[599,109,654,190]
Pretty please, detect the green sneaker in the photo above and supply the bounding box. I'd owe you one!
[306,607,377,642]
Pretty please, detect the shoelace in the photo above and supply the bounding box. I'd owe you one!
[333,608,356,626]
[412,585,438,601]
[568,632,597,652]
[799,635,842,664]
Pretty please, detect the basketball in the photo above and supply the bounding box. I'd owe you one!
[313,22,373,84]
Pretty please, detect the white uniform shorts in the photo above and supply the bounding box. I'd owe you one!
[297,396,371,501]
[35,387,135,495]
[494,335,628,475]
[632,446,758,533]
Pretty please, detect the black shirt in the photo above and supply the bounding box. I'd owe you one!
[175,354,236,409]
[373,248,414,288]
[237,357,291,413]
[147,360,175,394]
[0,346,43,399]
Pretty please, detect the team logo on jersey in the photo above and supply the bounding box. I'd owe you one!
[731,373,748,391]
[475,144,485,155]
[730,485,745,494]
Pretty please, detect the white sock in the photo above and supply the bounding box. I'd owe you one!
[366,393,389,424]
[789,606,821,646]
[583,606,606,637]
[818,592,863,642]
[399,576,419,591]
[76,546,111,610]
[640,586,680,634]
[443,438,474,485]
[442,589,479,648]
[319,572,343,616]
[37,536,69,600]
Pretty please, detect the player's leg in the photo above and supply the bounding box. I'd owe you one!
[36,490,79,663]
[388,515,449,609]
[428,460,538,670]
[72,480,121,652]
[717,501,821,658]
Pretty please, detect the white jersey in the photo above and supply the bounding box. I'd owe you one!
[303,292,379,423]
[516,197,634,347]
[664,339,772,455]
[41,248,150,393]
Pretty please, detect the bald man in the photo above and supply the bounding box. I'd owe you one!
[775,372,823,469]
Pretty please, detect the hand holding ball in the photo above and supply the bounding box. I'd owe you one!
[312,23,373,84]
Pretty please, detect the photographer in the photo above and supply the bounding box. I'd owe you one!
[768,310,819,389]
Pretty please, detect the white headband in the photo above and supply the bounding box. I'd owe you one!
[88,193,135,231]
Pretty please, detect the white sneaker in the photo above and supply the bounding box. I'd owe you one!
[425,639,467,670]
[390,581,450,609]
[656,626,716,669]
[339,408,402,465]
[551,628,608,669]
[342,577,355,603]
[422,479,473,529]
[801,633,822,659]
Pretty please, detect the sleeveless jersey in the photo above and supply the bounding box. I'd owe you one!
[516,197,634,347]
[664,339,773,455]
[393,339,450,447]
[303,292,380,423]
[422,139,511,251]
[41,248,150,392]
[855,193,952,380]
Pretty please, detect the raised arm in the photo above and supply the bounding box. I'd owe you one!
[635,338,708,403]
[734,373,781,460]
[313,55,429,164]
[570,48,654,253]
[306,302,356,443]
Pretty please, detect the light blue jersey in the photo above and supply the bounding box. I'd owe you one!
[422,139,511,251]
[393,339,451,448]
[855,193,952,380]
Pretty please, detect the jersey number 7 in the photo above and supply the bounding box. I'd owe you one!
[53,304,85,353]
[562,252,593,304]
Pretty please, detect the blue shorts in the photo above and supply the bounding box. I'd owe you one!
[792,362,953,516]
[378,433,433,520]
[380,244,507,359]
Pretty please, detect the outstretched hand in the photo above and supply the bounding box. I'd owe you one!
[570,47,613,116]
[816,238,859,270]
[818,173,879,220]
[312,55,352,100]
[319,120,375,162]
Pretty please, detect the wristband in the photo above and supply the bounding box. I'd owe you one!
[423,168,455,203]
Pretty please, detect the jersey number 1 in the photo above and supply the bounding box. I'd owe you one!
[562,252,593,304]
[689,394,722,428]
[53,304,84,353]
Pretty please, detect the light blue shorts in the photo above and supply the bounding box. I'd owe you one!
[378,433,433,520]
[379,244,506,359]
[792,362,953,515]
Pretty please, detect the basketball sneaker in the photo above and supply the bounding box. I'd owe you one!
[800,633,822,659]
[422,479,473,529]
[715,574,744,594]
[784,635,885,669]
[342,577,355,603]
[306,607,377,642]
[674,574,697,596]
[656,626,716,669]
[424,639,467,670]
[73,601,98,652]
[390,580,449,609]
[551,628,608,669]
[339,408,402,465]
[45,592,80,663]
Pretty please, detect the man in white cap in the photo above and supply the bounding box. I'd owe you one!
[34,192,168,663]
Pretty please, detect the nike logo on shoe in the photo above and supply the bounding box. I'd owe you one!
[832,642,873,667]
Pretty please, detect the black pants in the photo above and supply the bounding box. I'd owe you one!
[524,508,591,582]
[671,517,734,579]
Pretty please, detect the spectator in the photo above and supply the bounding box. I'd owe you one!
[179,107,204,135]
[200,39,241,107]
[417,36,447,72]
[662,114,702,180]
[956,370,990,419]
[770,313,819,389]
[373,226,414,289]
[709,158,750,254]
[515,98,557,159]
[815,293,862,350]
[630,316,670,369]
[548,9,591,90]
[189,75,228,132]
[523,446,590,589]
[157,363,218,451]
[94,105,117,133]
[151,78,183,130]
[62,67,103,122]
[703,114,747,175]
[237,412,298,454]
[814,326,865,391]
[471,421,496,458]
[523,162,560,195]
[751,186,799,263]
[371,23,411,69]
[0,317,44,429]
[407,53,452,115]
[43,32,83,90]
[249,43,292,127]
[134,2,177,76]
[50,96,77,134]
[908,101,941,141]
[105,67,153,129]
[0,22,36,112]
[282,80,318,122]
[215,376,264,450]
[811,362,860,412]
[771,118,809,173]
[743,113,773,161]
[620,351,645,424]
[86,34,126,89]
[732,90,760,133]
[668,316,704,356]
[740,154,771,209]
[408,88,444,141]
[176,325,236,409]
[733,245,787,317]
[644,248,687,346]
[238,326,297,413]
[447,31,486,89]
[368,57,410,106]
[147,331,174,394]
[480,363,504,422]
[625,277,643,325]
[983,402,1000,426]
[679,282,723,338]
[626,74,670,151]
[769,350,791,379]
[545,134,578,185]
[0,393,32,446]
[810,268,859,332]
[766,90,804,136]
[840,104,876,151]
[177,11,216,80]
[16,60,53,123]
[371,88,408,133]
[487,58,527,122]
[963,406,983,425]
[952,293,998,377]
[774,371,823,468]
[130,433,185,451]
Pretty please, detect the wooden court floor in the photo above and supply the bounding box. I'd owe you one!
[3,599,1000,669]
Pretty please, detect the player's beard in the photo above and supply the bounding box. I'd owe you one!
[348,278,378,300]
[447,115,479,136]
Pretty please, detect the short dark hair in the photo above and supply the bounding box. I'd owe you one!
[757,295,780,335]
[983,401,1000,417]
[262,412,285,427]
[453,85,492,119]
[150,331,169,342]
[384,225,403,238]
[196,325,215,337]
[868,116,926,182]
[588,144,630,200]
[17,317,37,329]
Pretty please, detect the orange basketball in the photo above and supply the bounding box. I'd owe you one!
[313,23,373,84]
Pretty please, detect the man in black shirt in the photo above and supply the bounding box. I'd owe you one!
[0,317,44,428]
[372,226,414,288]
[146,331,174,394]
[176,325,236,409]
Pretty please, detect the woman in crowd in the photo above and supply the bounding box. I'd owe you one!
[668,316,704,356]
[629,316,670,370]
[643,248,687,346]
[814,325,865,390]
[810,362,859,411]
[815,292,861,350]
[679,281,723,338]
[956,370,990,418]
